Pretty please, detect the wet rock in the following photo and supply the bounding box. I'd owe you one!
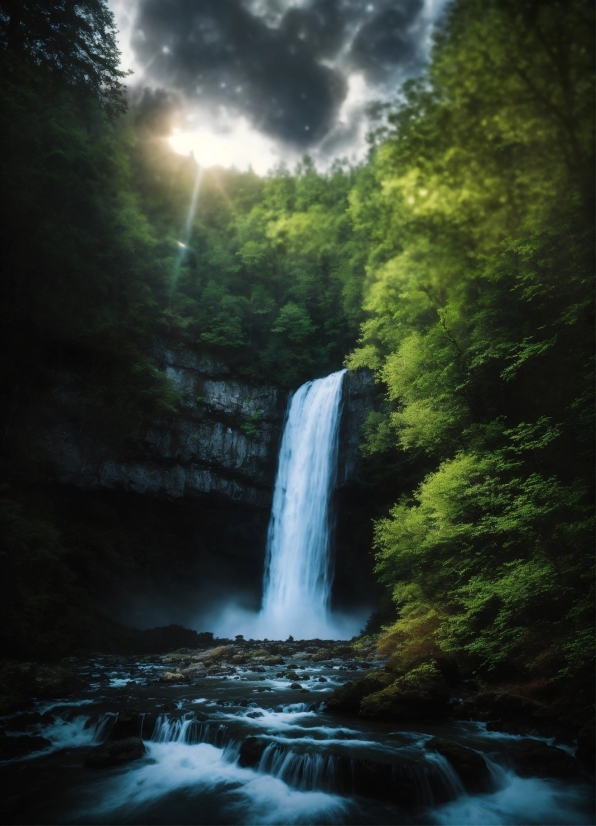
[455,691,557,736]
[195,645,236,664]
[33,664,80,698]
[325,671,394,715]
[513,740,579,778]
[108,709,157,741]
[285,671,300,681]
[318,677,328,683]
[575,726,595,769]
[426,738,491,792]
[180,663,207,680]
[290,683,303,690]
[207,665,236,676]
[84,737,146,768]
[238,736,267,768]
[0,732,51,760]
[246,711,264,719]
[4,712,42,731]
[359,664,450,721]
[159,670,189,683]
[0,661,79,714]
[320,750,429,807]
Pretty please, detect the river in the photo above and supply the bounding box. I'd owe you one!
[0,645,593,825]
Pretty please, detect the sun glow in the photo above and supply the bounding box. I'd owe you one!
[168,118,282,174]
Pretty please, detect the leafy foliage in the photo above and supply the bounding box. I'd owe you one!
[0,0,592,708]
[348,0,594,693]
[0,0,128,117]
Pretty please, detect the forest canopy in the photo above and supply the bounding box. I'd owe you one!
[347,0,594,695]
[0,0,593,710]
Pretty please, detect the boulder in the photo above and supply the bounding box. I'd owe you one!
[4,712,42,731]
[238,736,267,768]
[325,671,394,715]
[207,665,236,676]
[0,661,79,714]
[513,740,579,778]
[107,709,158,741]
[159,670,189,683]
[455,691,557,736]
[33,665,80,698]
[290,683,303,690]
[426,738,491,792]
[575,725,595,769]
[328,752,436,808]
[199,645,236,664]
[180,663,207,680]
[0,732,51,760]
[359,664,450,721]
[84,737,146,768]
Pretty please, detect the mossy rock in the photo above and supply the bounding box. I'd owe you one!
[162,652,191,665]
[359,663,450,720]
[325,670,394,715]
[202,645,236,662]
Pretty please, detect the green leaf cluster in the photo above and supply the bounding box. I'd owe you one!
[348,0,594,693]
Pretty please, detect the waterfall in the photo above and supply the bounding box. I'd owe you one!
[258,369,346,639]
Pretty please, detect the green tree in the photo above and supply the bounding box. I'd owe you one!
[0,0,128,117]
[348,0,594,696]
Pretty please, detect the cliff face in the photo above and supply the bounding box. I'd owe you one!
[43,350,375,510]
[43,348,286,509]
[337,368,376,488]
[35,352,379,626]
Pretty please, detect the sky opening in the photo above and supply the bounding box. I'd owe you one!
[109,0,449,173]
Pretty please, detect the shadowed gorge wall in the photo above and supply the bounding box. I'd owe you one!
[27,354,378,633]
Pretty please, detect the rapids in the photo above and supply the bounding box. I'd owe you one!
[0,649,593,825]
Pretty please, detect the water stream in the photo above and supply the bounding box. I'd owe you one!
[259,369,346,640]
[0,653,592,825]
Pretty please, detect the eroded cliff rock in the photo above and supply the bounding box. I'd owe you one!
[42,350,375,511]
[43,348,286,508]
[338,368,376,487]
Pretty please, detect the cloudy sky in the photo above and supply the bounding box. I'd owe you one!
[109,0,449,173]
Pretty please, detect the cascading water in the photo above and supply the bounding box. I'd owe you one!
[258,369,346,639]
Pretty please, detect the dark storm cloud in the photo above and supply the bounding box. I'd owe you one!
[131,0,430,147]
[350,0,425,79]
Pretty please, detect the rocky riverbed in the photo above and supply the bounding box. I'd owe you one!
[0,638,593,825]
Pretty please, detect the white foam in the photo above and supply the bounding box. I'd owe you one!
[431,770,594,825]
[73,741,348,825]
[36,698,95,715]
